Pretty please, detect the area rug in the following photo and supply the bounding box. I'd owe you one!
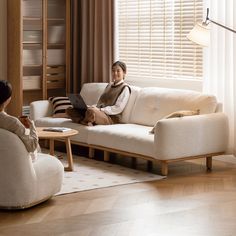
[43,150,165,196]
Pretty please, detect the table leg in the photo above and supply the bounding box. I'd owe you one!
[64,137,74,171]
[49,139,54,156]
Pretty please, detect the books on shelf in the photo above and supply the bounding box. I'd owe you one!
[42,127,72,132]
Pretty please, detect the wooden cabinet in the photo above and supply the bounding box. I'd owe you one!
[7,0,70,116]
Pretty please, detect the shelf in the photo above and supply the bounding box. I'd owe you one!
[47,44,65,49]
[23,42,42,46]
[47,18,65,21]
[23,65,43,68]
[23,17,42,21]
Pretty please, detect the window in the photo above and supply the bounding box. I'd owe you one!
[117,0,203,82]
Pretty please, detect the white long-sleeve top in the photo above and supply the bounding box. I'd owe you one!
[100,80,130,115]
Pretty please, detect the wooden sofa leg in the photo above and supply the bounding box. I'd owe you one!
[147,160,153,171]
[161,161,168,176]
[104,151,110,162]
[89,147,94,159]
[131,157,137,169]
[206,156,212,171]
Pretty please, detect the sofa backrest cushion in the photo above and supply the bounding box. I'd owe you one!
[80,83,108,105]
[129,87,218,126]
[120,85,140,123]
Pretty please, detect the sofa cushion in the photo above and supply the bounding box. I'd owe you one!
[129,87,217,126]
[120,85,140,123]
[49,96,72,118]
[87,124,155,158]
[150,109,200,134]
[80,83,108,105]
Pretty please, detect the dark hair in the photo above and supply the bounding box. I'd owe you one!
[0,80,12,105]
[112,61,127,73]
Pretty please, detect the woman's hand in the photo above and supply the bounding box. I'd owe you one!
[18,116,31,128]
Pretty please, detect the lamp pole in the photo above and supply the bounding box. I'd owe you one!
[205,8,236,33]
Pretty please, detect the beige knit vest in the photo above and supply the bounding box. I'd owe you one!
[96,82,131,123]
[97,82,130,108]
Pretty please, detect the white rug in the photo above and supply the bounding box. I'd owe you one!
[47,151,165,196]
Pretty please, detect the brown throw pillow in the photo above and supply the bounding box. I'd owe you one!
[150,109,200,134]
[49,96,72,118]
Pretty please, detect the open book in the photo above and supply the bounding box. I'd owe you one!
[42,127,72,132]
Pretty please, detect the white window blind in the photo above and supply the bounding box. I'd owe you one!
[117,0,203,81]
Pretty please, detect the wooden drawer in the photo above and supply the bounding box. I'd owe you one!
[47,75,65,89]
[47,65,65,74]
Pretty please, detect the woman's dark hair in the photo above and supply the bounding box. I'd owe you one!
[112,61,127,73]
[0,80,12,105]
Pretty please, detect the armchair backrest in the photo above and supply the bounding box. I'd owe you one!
[0,129,36,206]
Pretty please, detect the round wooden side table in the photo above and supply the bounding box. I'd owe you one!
[36,127,78,171]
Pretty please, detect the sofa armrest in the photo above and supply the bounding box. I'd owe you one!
[30,100,53,121]
[154,113,229,160]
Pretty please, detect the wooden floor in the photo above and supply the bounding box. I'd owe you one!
[1,156,236,236]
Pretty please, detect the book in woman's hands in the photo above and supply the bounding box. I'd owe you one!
[42,127,72,132]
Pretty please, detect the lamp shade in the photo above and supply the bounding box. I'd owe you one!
[186,22,210,47]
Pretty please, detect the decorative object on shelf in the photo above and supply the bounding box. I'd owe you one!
[23,76,41,90]
[187,8,236,47]
[23,30,42,43]
[48,25,65,44]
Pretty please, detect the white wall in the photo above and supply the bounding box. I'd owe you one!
[0,0,7,80]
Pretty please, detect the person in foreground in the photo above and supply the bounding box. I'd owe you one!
[66,61,131,125]
[0,80,39,160]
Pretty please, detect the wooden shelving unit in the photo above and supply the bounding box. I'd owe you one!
[7,0,70,116]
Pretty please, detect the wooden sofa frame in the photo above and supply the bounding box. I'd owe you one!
[62,139,224,176]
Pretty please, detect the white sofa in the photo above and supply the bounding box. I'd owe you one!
[30,83,229,175]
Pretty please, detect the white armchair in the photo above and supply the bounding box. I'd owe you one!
[0,128,64,209]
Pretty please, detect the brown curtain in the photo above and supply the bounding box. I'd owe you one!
[71,0,115,93]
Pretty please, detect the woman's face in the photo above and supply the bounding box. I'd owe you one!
[112,65,126,83]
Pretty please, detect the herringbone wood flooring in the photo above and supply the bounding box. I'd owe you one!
[1,156,236,236]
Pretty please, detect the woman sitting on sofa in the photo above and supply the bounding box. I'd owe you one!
[0,80,39,158]
[67,61,131,126]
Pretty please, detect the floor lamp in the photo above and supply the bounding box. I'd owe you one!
[187,8,236,46]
